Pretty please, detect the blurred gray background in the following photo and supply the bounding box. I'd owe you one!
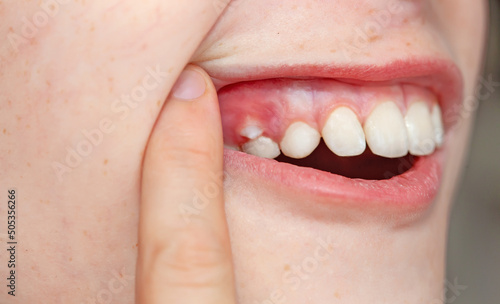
[446,1,500,303]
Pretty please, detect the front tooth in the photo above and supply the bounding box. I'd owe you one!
[280,121,321,159]
[322,107,366,156]
[242,136,281,159]
[431,104,444,147]
[404,102,436,156]
[364,101,409,158]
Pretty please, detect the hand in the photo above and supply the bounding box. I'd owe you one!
[135,65,236,304]
[1,2,235,303]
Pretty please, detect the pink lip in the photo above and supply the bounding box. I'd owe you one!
[224,148,444,214]
[212,58,463,129]
[213,58,463,214]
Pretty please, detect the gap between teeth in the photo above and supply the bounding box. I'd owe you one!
[235,101,444,160]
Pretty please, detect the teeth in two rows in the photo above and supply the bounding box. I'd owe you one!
[235,101,444,159]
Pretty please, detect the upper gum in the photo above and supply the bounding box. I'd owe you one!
[218,78,438,145]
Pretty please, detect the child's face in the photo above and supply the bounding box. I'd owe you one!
[189,1,489,302]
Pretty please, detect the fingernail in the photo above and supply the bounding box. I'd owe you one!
[171,69,206,100]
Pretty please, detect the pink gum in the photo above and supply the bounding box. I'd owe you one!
[218,79,437,146]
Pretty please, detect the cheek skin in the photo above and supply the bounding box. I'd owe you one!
[194,1,447,68]
[0,0,488,303]
[434,0,488,212]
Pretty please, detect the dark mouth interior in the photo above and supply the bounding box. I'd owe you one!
[275,140,417,180]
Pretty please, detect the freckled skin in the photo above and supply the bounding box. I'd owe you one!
[0,1,488,303]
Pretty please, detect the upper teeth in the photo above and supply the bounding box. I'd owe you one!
[364,101,409,158]
[280,121,321,158]
[236,101,444,159]
[404,101,436,156]
[322,106,366,157]
[240,125,264,140]
[242,136,281,159]
[219,80,445,160]
[431,104,444,147]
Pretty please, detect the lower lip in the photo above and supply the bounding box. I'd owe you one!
[223,147,444,214]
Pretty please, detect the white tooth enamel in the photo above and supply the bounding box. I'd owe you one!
[224,144,241,151]
[280,121,321,159]
[240,125,263,140]
[404,102,436,156]
[322,107,366,156]
[242,136,280,159]
[364,101,409,158]
[431,104,444,147]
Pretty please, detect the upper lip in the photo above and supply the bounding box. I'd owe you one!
[207,57,463,129]
[203,57,463,220]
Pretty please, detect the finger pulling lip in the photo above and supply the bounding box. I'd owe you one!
[212,57,462,215]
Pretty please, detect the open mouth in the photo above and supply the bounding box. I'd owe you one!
[220,77,444,180]
[214,59,462,212]
[274,143,417,180]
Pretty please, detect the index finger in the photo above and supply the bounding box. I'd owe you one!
[135,65,236,304]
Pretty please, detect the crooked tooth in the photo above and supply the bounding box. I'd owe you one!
[280,121,321,159]
[364,101,409,158]
[240,125,263,140]
[431,104,444,147]
[405,102,436,156]
[322,107,366,156]
[242,136,281,159]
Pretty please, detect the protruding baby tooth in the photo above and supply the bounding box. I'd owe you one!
[405,102,436,156]
[322,107,366,156]
[240,125,263,140]
[364,101,409,158]
[280,121,321,159]
[431,104,444,147]
[242,136,280,159]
